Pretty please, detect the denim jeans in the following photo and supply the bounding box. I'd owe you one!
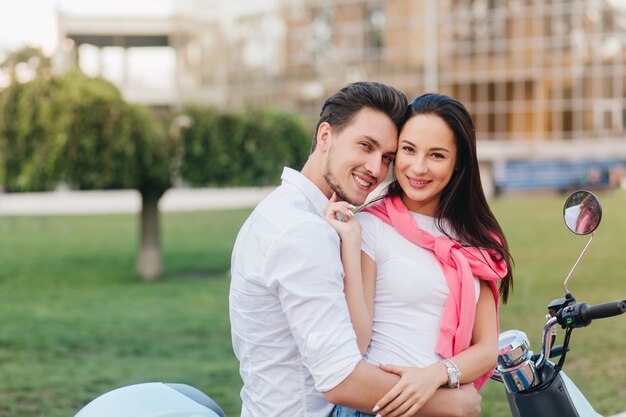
[330,405,376,417]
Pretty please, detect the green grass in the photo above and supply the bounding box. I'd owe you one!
[0,209,250,417]
[0,192,625,417]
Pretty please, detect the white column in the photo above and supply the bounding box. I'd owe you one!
[424,0,438,92]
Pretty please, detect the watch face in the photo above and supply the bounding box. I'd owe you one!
[443,359,460,388]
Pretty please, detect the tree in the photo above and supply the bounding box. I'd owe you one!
[0,69,311,280]
[0,70,174,279]
[0,46,52,83]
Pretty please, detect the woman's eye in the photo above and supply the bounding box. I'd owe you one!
[361,142,372,151]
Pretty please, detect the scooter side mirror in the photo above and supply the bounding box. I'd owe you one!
[563,190,602,235]
[561,190,602,295]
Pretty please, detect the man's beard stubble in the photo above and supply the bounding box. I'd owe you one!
[323,155,357,205]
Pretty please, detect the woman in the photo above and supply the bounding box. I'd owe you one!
[325,93,514,417]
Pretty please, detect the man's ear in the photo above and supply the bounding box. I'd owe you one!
[316,122,332,151]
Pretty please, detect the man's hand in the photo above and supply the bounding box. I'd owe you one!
[414,384,481,417]
[455,385,481,417]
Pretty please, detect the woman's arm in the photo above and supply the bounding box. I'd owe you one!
[324,200,376,355]
[447,280,499,383]
[356,252,377,353]
[340,228,374,354]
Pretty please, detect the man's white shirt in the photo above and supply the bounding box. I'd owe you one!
[229,167,362,417]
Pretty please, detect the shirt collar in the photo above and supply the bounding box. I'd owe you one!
[281,167,329,218]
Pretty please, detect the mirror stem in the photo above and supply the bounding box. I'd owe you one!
[563,232,596,294]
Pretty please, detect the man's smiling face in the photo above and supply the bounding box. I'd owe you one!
[321,107,398,205]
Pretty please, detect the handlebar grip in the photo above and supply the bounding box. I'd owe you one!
[584,300,626,320]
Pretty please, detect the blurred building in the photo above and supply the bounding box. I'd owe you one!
[266,0,626,142]
[56,0,626,140]
[56,0,626,193]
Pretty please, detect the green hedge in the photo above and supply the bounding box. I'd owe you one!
[178,106,310,187]
[0,74,311,190]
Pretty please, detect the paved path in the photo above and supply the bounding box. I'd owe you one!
[0,187,276,215]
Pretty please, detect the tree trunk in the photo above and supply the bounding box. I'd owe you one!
[136,188,164,280]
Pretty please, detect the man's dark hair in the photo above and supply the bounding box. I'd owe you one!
[311,81,408,153]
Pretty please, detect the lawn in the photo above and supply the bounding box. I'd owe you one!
[0,191,624,417]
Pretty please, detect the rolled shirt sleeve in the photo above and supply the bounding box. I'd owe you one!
[263,220,362,392]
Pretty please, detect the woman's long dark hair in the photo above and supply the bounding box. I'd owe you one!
[385,93,514,303]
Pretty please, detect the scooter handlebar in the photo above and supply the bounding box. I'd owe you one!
[584,300,626,321]
[557,300,625,328]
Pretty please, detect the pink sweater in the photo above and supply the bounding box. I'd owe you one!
[363,195,507,389]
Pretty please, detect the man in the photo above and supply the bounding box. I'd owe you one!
[230,82,481,417]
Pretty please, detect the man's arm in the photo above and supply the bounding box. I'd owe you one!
[324,361,481,417]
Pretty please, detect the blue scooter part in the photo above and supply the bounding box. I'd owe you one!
[74,382,226,417]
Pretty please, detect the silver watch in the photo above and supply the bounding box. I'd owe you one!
[442,359,462,388]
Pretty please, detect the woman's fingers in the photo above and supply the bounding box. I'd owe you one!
[324,201,355,222]
[373,380,403,414]
[376,389,411,417]
[377,390,425,417]
[374,365,433,417]
[379,363,408,376]
[400,402,424,417]
[374,365,408,411]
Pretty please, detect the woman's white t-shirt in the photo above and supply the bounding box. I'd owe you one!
[356,211,480,368]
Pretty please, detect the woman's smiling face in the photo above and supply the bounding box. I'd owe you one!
[395,114,457,216]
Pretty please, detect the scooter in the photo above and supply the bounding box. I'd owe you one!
[74,190,624,417]
[492,190,626,417]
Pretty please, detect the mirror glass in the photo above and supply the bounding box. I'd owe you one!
[563,190,602,235]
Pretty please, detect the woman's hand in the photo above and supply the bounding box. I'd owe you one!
[324,193,361,242]
[372,362,448,417]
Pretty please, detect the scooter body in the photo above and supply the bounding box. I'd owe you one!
[505,363,601,417]
[74,382,226,417]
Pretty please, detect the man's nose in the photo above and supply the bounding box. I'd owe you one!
[364,154,383,179]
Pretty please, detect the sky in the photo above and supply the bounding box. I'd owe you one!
[0,0,179,92]
[0,0,280,92]
[0,0,281,58]
[3,0,626,58]
[0,0,58,55]
[0,0,175,56]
